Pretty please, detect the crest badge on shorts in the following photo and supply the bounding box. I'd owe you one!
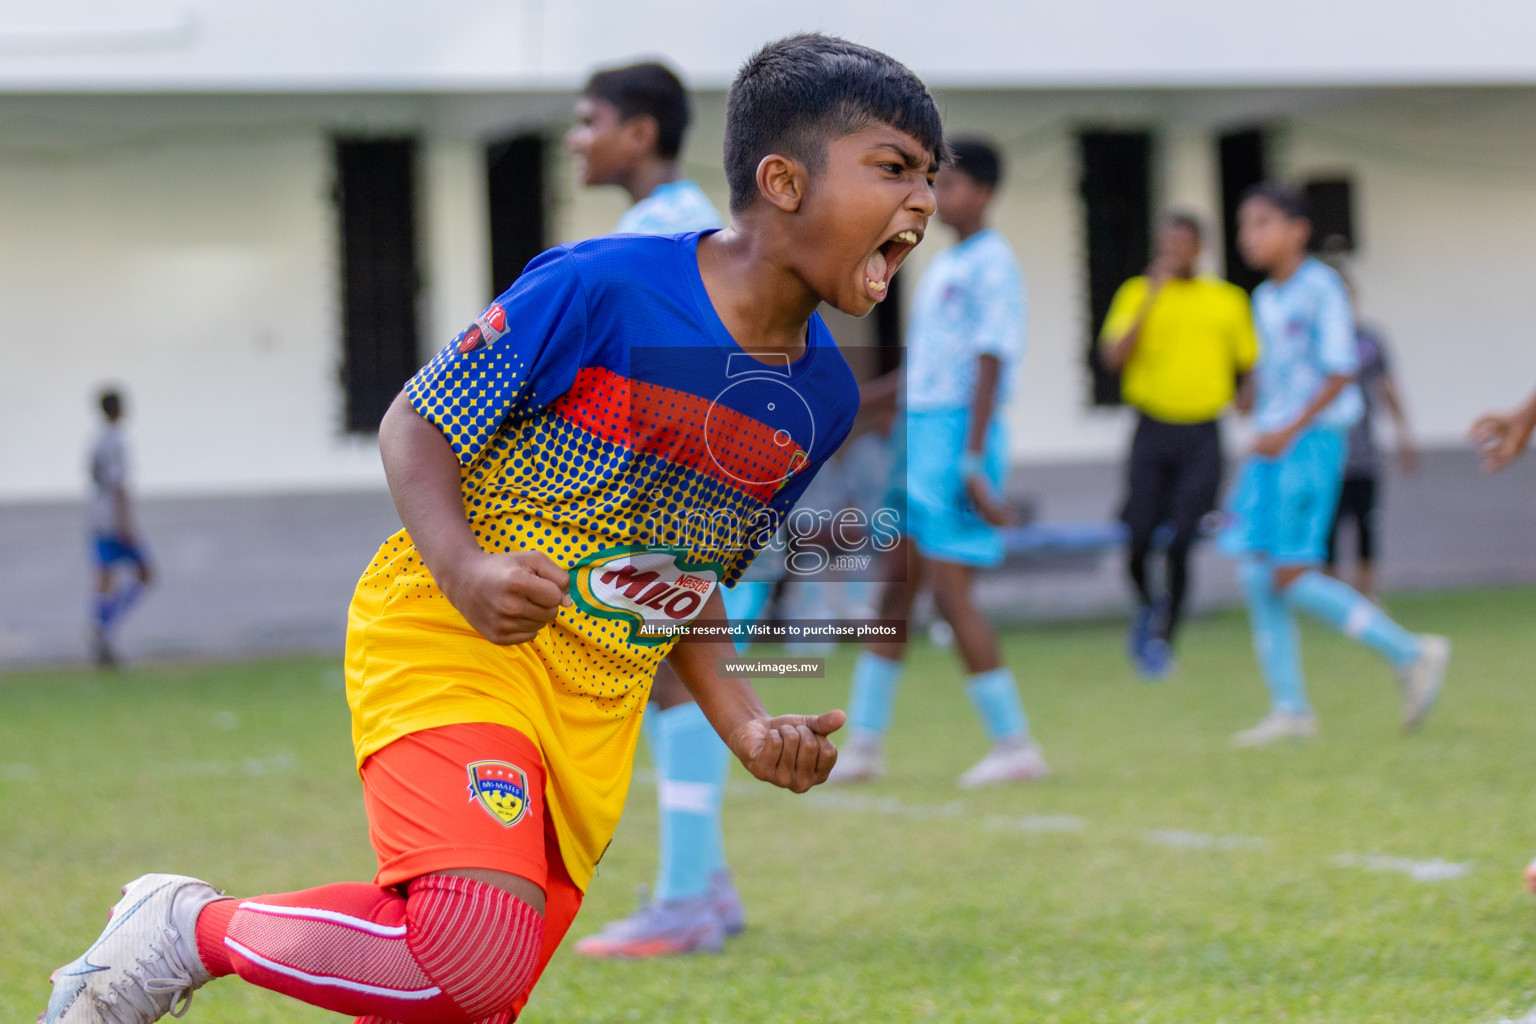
[466,760,530,827]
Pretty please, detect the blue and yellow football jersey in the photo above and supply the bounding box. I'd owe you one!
[345,232,859,887]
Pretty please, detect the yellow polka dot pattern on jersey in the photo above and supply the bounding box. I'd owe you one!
[346,359,781,890]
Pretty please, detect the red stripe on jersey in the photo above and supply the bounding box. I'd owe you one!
[549,366,809,505]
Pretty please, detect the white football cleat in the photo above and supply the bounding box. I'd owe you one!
[826,736,886,785]
[956,739,1050,789]
[42,873,222,1024]
[1399,634,1450,731]
[1230,711,1318,748]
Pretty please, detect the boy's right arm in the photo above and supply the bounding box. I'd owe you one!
[1100,266,1166,371]
[379,391,572,645]
[1470,386,1536,473]
[665,588,844,793]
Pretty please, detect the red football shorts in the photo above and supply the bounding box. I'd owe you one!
[360,722,584,1016]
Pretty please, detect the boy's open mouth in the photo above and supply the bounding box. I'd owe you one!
[864,228,921,301]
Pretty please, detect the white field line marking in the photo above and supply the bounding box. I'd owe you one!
[986,814,1090,834]
[1331,853,1472,882]
[1143,829,1266,851]
[161,750,298,778]
[805,790,967,819]
[1487,1005,1536,1024]
[769,785,1474,884]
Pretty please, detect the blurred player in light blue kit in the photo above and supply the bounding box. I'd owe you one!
[1223,183,1449,747]
[88,387,153,668]
[832,138,1049,788]
[564,59,757,957]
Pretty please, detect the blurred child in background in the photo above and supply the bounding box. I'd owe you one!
[87,387,153,669]
[1324,270,1418,602]
[832,138,1049,788]
[1223,184,1448,748]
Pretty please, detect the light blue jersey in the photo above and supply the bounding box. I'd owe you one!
[615,179,722,236]
[904,228,1027,413]
[1250,258,1363,433]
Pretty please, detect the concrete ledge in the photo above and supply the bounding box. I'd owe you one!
[3,447,1532,669]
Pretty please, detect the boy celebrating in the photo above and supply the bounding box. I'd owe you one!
[87,388,154,669]
[1223,183,1449,748]
[43,33,942,1024]
[565,59,749,957]
[832,138,1048,788]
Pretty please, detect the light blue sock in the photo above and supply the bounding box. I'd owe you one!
[654,702,729,902]
[1239,560,1309,715]
[641,702,662,771]
[964,667,1029,743]
[847,652,903,738]
[1284,570,1423,669]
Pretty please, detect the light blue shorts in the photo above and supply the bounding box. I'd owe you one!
[1218,427,1347,567]
[885,408,1008,568]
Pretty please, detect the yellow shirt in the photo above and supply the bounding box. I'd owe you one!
[1099,275,1258,423]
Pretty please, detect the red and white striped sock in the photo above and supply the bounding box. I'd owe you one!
[195,875,543,1023]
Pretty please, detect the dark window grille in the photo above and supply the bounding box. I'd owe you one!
[1305,178,1356,254]
[874,272,904,376]
[1219,128,1269,292]
[486,134,548,296]
[1079,130,1152,407]
[335,137,421,433]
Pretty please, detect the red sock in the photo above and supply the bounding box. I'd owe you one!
[193,876,543,1024]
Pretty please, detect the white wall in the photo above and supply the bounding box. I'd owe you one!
[0,95,509,503]
[9,86,1536,502]
[9,0,1536,91]
[0,126,383,502]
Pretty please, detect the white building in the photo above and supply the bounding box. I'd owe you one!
[6,0,1536,501]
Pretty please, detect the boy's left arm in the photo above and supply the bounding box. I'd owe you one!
[962,354,1016,526]
[1377,372,1419,472]
[1251,375,1354,456]
[961,257,1026,527]
[665,589,845,793]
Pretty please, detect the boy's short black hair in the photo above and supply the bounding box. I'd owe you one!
[948,137,1002,188]
[99,389,122,418]
[724,33,945,214]
[1240,182,1309,221]
[1164,211,1203,240]
[584,61,691,160]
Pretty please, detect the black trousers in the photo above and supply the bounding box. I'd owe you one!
[1327,475,1379,565]
[1120,414,1223,642]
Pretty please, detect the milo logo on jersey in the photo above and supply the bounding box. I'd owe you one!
[571,547,722,646]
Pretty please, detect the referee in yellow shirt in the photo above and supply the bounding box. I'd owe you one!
[1101,213,1258,678]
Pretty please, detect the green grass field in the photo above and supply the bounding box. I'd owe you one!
[6,588,1536,1023]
